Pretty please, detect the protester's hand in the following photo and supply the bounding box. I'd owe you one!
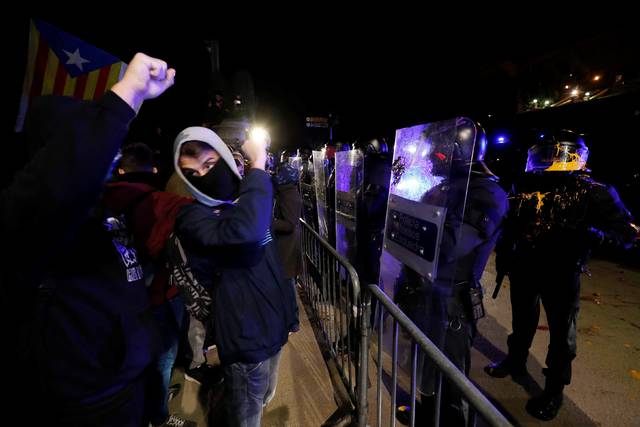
[111,53,176,113]
[241,135,268,170]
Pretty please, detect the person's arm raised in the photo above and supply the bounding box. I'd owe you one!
[111,52,176,113]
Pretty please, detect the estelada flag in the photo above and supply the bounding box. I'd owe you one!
[15,19,127,131]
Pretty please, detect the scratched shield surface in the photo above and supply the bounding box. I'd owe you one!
[375,118,478,396]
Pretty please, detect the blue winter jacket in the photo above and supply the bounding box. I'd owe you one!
[176,169,296,365]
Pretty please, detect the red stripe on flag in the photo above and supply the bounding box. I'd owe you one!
[74,74,88,98]
[93,66,111,100]
[53,62,67,95]
[29,34,50,98]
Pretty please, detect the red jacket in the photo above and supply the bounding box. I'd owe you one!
[102,181,192,306]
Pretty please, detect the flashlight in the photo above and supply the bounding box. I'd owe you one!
[250,127,271,148]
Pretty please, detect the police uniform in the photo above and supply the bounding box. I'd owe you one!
[485,130,637,421]
[396,122,508,426]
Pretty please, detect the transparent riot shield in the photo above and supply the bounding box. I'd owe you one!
[335,149,364,265]
[300,157,318,232]
[288,155,302,174]
[360,150,392,286]
[376,118,478,400]
[313,150,331,242]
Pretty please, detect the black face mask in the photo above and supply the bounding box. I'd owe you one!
[187,160,240,201]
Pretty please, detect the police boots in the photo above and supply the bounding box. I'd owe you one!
[526,390,563,421]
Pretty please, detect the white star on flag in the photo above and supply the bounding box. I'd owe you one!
[63,48,90,71]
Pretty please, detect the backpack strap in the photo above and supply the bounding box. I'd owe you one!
[166,233,213,321]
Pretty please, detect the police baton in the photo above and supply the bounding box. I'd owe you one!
[492,272,505,299]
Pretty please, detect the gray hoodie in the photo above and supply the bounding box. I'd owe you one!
[173,126,242,207]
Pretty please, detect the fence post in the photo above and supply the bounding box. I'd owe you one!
[357,288,371,427]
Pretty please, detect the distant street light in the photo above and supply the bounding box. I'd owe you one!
[593,75,601,81]
[565,85,570,89]
[571,89,579,97]
[533,99,538,103]
[585,92,591,97]
[544,100,551,106]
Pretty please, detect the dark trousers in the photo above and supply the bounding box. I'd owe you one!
[403,283,475,426]
[147,295,186,425]
[47,379,147,427]
[507,268,580,390]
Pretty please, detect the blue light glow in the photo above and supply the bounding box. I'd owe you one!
[391,123,448,201]
[479,135,487,153]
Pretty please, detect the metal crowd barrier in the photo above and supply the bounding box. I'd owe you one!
[368,284,511,427]
[299,218,512,427]
[300,219,370,427]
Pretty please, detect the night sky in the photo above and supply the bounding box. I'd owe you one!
[5,15,632,143]
[3,14,638,193]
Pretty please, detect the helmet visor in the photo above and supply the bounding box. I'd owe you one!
[526,142,589,172]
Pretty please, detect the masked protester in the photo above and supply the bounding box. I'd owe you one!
[173,127,297,427]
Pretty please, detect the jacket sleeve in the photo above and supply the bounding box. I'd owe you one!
[1,91,135,278]
[176,168,274,248]
[145,193,194,260]
[273,217,294,234]
[273,187,301,235]
[588,183,637,249]
[440,181,509,261]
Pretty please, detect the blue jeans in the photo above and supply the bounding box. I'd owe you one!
[148,295,186,425]
[224,350,282,427]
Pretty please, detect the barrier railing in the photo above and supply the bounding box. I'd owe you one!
[368,284,512,427]
[299,218,511,427]
[300,219,370,427]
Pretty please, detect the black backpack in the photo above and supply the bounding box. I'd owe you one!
[166,233,213,321]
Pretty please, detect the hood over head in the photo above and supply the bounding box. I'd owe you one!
[173,126,242,207]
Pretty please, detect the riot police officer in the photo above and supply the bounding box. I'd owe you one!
[484,130,637,421]
[300,149,318,231]
[358,138,391,286]
[396,120,509,425]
